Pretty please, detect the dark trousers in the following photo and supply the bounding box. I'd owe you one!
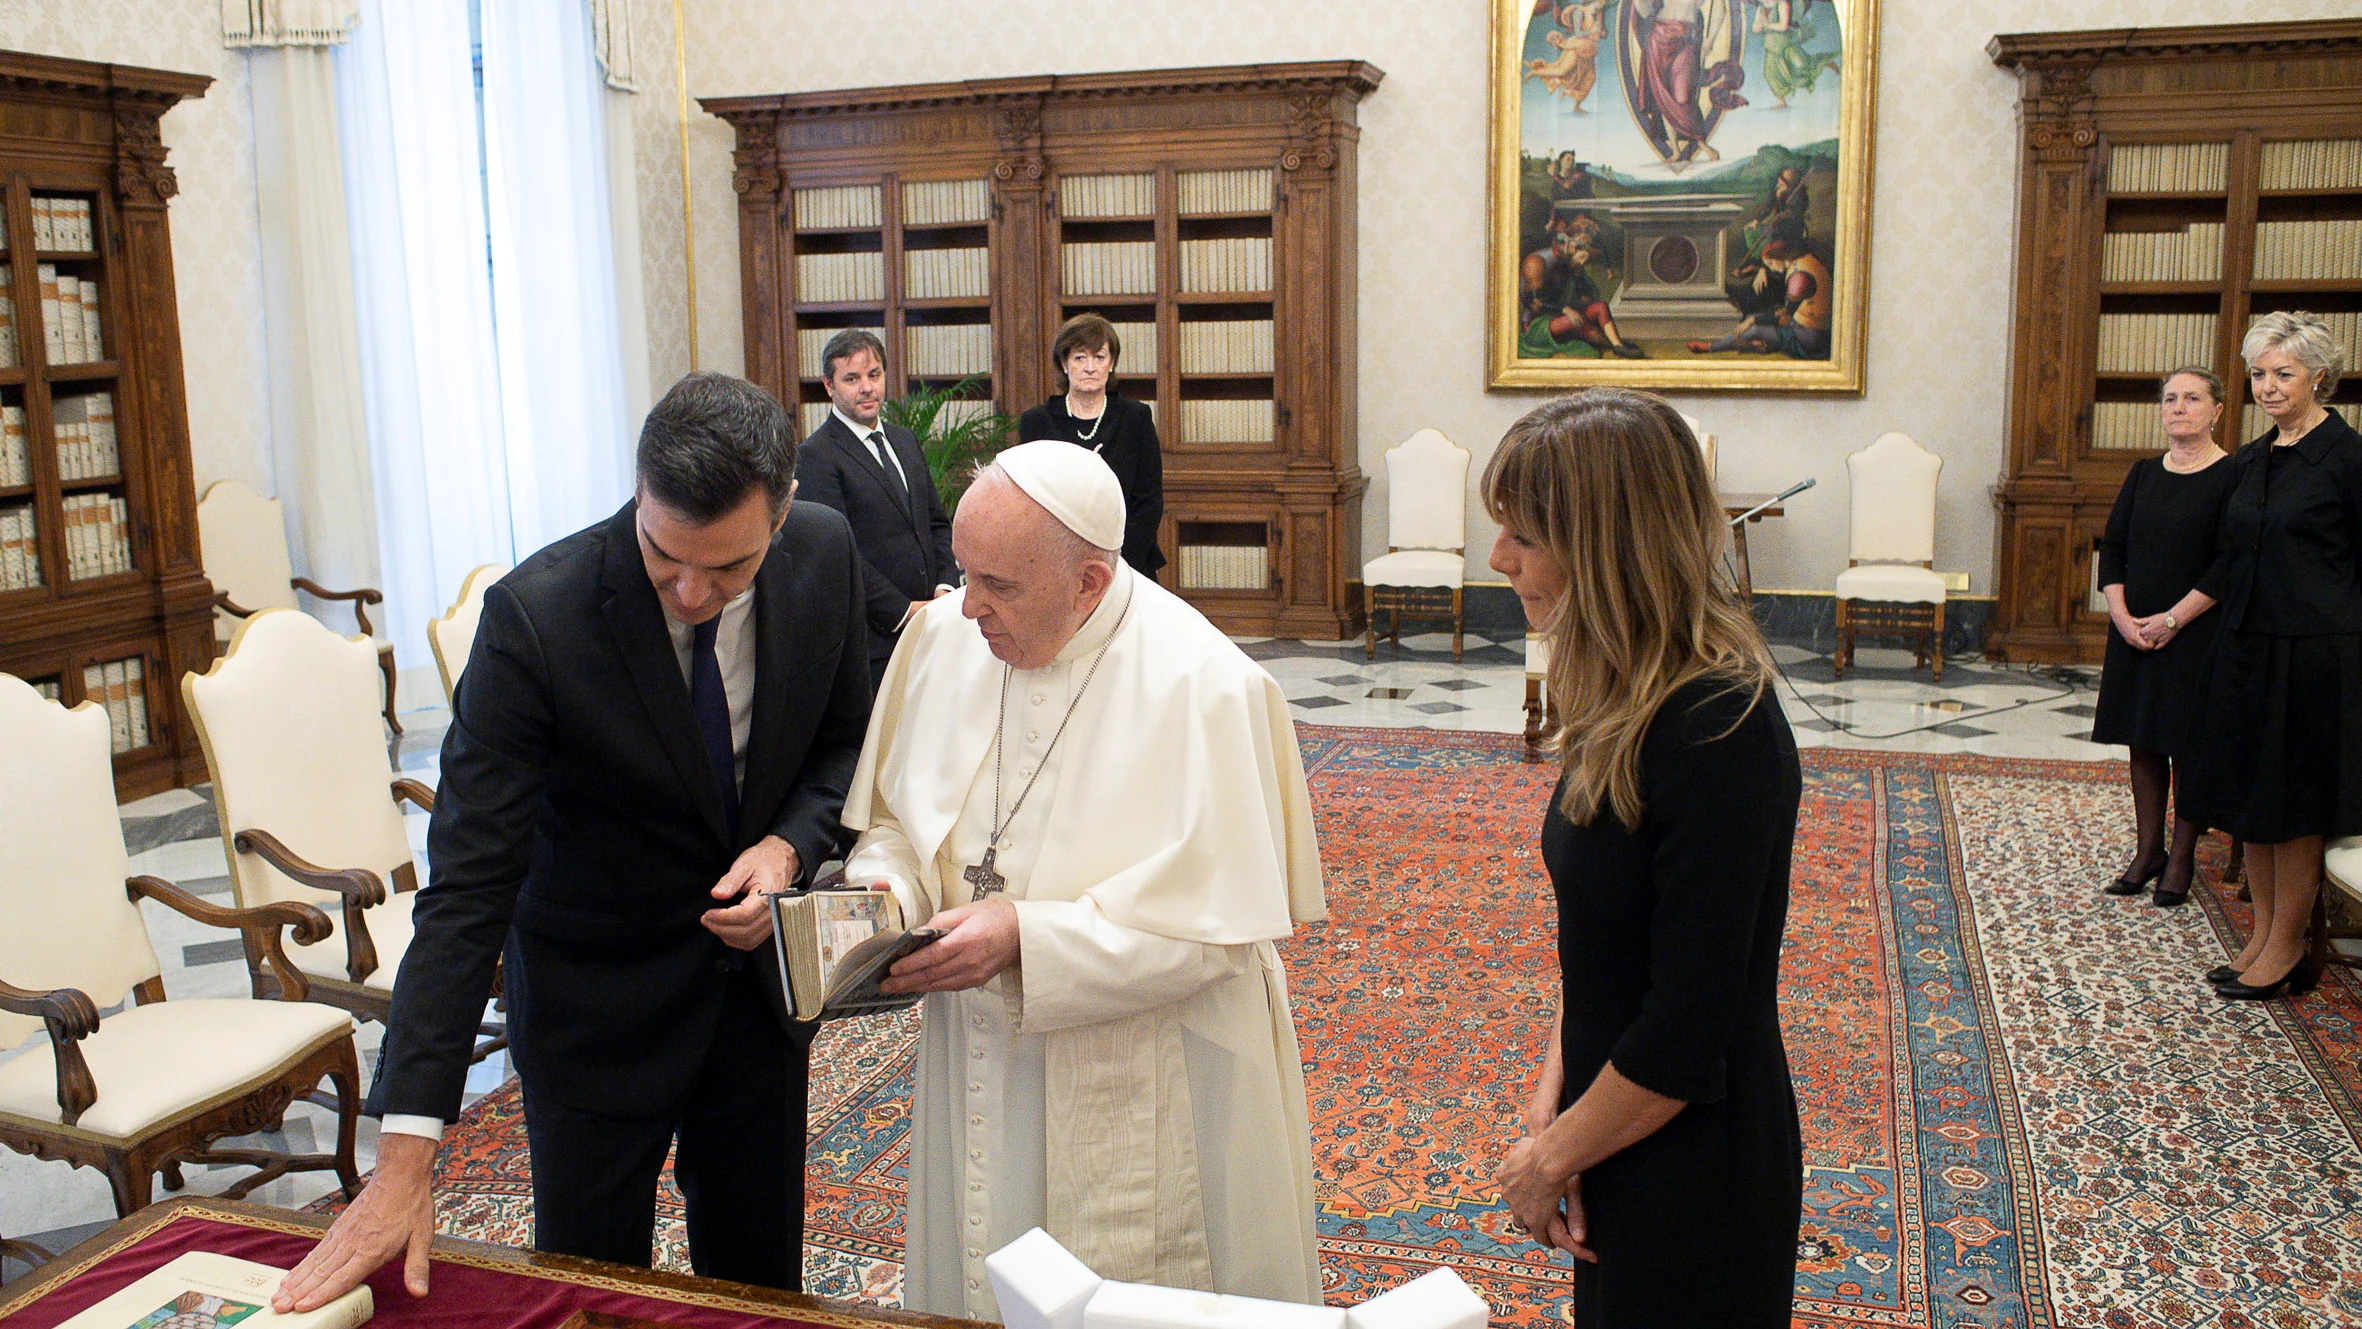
[520,968,812,1291]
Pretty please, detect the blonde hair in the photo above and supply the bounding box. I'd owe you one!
[1482,389,1774,827]
[2242,309,2345,397]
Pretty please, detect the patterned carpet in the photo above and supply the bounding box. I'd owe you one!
[316,729,2362,1326]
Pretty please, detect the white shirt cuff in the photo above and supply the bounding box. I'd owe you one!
[380,1113,446,1142]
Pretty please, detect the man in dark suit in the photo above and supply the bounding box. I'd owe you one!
[795,329,959,684]
[276,373,871,1311]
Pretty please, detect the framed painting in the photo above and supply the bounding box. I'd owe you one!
[1488,0,1880,392]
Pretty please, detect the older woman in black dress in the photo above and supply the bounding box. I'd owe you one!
[1487,389,1802,1325]
[2166,311,2359,999]
[1017,313,1166,579]
[2093,368,2233,907]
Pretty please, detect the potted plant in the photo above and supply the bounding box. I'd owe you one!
[882,375,1015,515]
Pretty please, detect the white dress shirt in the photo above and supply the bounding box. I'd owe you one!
[833,404,908,491]
[382,586,761,1144]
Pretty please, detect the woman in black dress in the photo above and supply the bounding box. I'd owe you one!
[2169,311,2359,1000]
[2092,368,2233,907]
[1016,313,1166,579]
[1487,389,1802,1326]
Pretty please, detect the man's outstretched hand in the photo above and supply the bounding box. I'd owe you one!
[273,1131,439,1312]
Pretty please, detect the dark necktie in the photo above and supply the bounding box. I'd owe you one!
[868,431,909,500]
[690,615,740,841]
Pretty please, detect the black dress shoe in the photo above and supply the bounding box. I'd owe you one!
[2216,957,2318,1000]
[2204,963,2240,984]
[2105,858,2166,896]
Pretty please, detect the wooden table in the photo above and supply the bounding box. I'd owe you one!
[1719,492,1788,601]
[0,1197,987,1329]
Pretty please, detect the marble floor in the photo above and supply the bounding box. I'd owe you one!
[0,634,2114,1277]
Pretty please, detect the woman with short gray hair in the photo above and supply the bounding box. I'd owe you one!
[2169,310,2359,999]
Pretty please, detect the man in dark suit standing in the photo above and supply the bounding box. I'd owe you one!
[795,329,959,684]
[276,373,871,1310]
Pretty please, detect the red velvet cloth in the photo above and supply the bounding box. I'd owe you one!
[3,1212,867,1329]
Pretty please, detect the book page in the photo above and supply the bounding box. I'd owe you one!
[812,892,894,991]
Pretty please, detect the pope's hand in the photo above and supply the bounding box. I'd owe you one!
[877,897,1019,994]
[702,835,800,950]
[273,1131,437,1312]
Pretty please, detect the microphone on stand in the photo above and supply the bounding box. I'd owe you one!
[1728,477,1815,527]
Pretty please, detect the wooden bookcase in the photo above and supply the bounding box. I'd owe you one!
[706,61,1382,638]
[0,52,213,797]
[1987,20,2362,663]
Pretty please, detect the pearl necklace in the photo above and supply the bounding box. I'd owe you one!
[1066,392,1107,445]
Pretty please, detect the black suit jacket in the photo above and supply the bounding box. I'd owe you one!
[2195,412,2362,634]
[369,500,873,1121]
[795,414,958,667]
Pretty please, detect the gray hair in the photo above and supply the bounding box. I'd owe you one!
[820,328,886,382]
[2160,365,2223,403]
[971,463,1118,568]
[2242,310,2345,397]
[636,372,797,522]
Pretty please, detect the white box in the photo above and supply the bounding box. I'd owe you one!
[987,1228,1103,1329]
[1085,1281,1346,1329]
[1342,1268,1490,1329]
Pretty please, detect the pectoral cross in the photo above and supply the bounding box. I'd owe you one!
[963,846,1006,901]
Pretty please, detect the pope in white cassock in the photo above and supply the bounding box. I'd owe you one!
[843,441,1327,1321]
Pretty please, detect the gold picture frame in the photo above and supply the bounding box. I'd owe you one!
[1488,0,1880,392]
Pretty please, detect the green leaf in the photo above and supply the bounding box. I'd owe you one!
[879,373,1016,515]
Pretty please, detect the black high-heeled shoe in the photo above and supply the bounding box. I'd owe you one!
[2105,856,2167,896]
[2215,956,2319,1000]
[2204,963,2240,984]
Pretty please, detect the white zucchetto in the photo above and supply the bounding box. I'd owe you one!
[992,440,1126,551]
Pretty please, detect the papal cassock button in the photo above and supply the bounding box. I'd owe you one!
[968,1279,980,1292]
[972,1014,986,1028]
[970,1215,983,1227]
[1031,693,1045,705]
[968,1247,981,1258]
[969,1148,983,1161]
[969,1181,982,1192]
[970,1115,984,1126]
[1026,730,1040,744]
[970,1082,983,1092]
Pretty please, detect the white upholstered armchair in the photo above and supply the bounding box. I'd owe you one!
[182,609,499,1063]
[429,563,507,703]
[0,674,360,1217]
[1363,429,1472,660]
[197,479,402,734]
[1833,432,1946,679]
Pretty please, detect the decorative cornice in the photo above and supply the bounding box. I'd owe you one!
[699,59,1382,123]
[0,53,209,104]
[1990,18,2362,69]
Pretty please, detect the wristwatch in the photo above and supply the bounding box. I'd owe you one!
[2162,612,2179,631]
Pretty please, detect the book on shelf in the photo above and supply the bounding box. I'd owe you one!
[0,503,38,590]
[32,196,94,251]
[2260,139,2362,192]
[768,888,941,1021]
[799,401,831,437]
[796,325,884,380]
[1176,168,1274,215]
[38,262,60,363]
[2242,401,2362,441]
[1059,172,1156,219]
[793,251,885,304]
[2099,223,2222,283]
[792,183,882,231]
[2106,142,2228,194]
[1179,236,1273,294]
[1062,241,1157,296]
[937,398,995,429]
[0,265,16,368]
[906,322,993,377]
[32,677,59,701]
[1179,398,1275,444]
[0,405,26,486]
[1108,320,1157,372]
[54,392,121,480]
[1178,543,1269,591]
[52,1249,371,1329]
[2252,219,2362,281]
[80,274,101,359]
[902,178,990,226]
[1179,319,1275,374]
[58,271,86,361]
[2095,313,2216,376]
[904,246,990,300]
[62,491,131,579]
[79,656,150,751]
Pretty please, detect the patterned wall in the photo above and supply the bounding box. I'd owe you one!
[641,0,2362,597]
[0,0,277,500]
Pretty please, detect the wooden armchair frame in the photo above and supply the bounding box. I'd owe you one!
[229,779,504,1061]
[0,876,360,1217]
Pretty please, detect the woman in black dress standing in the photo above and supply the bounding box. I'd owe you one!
[2092,368,2234,907]
[1488,389,1802,1326]
[1017,313,1166,579]
[2169,311,2359,999]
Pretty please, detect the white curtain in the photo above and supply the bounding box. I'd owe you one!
[482,0,635,558]
[249,45,382,601]
[335,0,513,704]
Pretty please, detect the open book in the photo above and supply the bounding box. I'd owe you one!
[768,888,942,1022]
[57,1250,372,1329]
